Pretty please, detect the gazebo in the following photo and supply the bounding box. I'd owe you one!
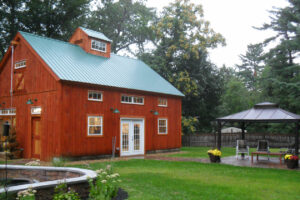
[216,102,300,157]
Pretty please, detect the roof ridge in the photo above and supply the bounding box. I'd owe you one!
[19,31,78,47]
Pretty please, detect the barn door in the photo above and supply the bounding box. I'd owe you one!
[31,117,41,158]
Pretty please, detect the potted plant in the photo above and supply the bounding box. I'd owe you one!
[207,149,221,163]
[284,154,299,169]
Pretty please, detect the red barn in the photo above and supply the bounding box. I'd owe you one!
[0,27,183,161]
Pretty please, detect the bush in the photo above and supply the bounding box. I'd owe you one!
[16,187,36,200]
[53,182,80,200]
[52,157,67,167]
[88,165,121,200]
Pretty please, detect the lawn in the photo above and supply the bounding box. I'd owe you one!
[72,159,300,200]
[167,147,285,158]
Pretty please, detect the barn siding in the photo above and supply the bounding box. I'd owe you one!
[0,37,61,160]
[59,82,182,157]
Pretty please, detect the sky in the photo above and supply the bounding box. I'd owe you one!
[146,0,289,67]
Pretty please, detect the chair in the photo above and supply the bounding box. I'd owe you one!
[257,140,270,160]
[236,140,249,159]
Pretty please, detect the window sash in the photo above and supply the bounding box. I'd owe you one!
[88,116,103,135]
[15,60,26,69]
[121,95,144,105]
[0,108,16,116]
[88,91,103,101]
[91,40,107,52]
[158,119,168,134]
[158,98,168,107]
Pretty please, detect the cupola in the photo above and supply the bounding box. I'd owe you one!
[69,27,112,58]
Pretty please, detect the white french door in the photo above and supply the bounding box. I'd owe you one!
[120,119,144,156]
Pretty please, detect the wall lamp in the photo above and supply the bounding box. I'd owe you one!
[26,98,38,105]
[110,108,120,114]
[151,110,159,116]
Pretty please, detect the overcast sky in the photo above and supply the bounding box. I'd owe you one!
[146,0,289,67]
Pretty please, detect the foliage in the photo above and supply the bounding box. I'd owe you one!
[140,0,225,131]
[88,165,121,200]
[86,0,156,55]
[16,187,36,200]
[53,182,80,200]
[207,149,221,156]
[52,157,67,167]
[0,0,90,59]
[236,43,264,91]
[181,116,199,134]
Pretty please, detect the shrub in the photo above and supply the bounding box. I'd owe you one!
[52,157,67,167]
[16,187,36,200]
[88,165,121,200]
[53,182,80,200]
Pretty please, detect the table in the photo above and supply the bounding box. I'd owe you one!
[251,152,285,165]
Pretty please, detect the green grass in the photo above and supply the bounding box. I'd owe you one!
[72,159,300,200]
[167,147,285,158]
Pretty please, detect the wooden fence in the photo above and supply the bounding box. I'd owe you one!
[182,133,298,148]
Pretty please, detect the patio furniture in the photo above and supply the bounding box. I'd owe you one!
[257,140,270,160]
[251,152,284,165]
[236,140,249,159]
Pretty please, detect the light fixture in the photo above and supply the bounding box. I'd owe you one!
[26,99,33,105]
[110,108,120,114]
[151,110,159,116]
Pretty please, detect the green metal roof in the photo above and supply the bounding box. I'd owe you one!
[80,27,112,42]
[20,31,184,97]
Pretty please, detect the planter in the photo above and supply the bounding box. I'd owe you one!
[208,153,221,163]
[286,159,298,169]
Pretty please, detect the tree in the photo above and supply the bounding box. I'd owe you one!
[140,0,225,131]
[86,0,156,54]
[0,0,23,58]
[258,0,300,113]
[236,43,264,91]
[0,0,90,59]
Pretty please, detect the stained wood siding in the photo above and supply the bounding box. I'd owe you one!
[59,82,182,157]
[0,36,62,161]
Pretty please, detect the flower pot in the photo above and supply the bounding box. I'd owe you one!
[286,159,298,169]
[208,153,221,163]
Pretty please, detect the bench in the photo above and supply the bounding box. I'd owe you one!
[251,152,285,165]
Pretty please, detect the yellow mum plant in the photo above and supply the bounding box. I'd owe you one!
[207,149,222,157]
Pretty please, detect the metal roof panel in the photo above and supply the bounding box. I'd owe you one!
[80,27,112,42]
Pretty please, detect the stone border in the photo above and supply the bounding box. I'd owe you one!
[0,165,97,194]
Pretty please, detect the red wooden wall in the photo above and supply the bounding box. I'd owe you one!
[0,33,62,161]
[59,82,182,157]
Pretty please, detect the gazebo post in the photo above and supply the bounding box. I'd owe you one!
[217,121,222,150]
[241,122,245,159]
[295,121,299,159]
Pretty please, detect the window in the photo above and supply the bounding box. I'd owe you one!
[158,98,167,107]
[91,39,106,52]
[88,91,103,101]
[88,116,103,136]
[31,107,42,115]
[0,108,16,116]
[121,95,144,105]
[158,119,167,134]
[15,60,26,69]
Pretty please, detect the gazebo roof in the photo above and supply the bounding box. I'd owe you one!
[217,102,300,123]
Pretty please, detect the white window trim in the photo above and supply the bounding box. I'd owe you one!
[121,94,144,105]
[158,98,168,107]
[0,108,16,116]
[87,116,103,136]
[31,106,42,115]
[88,90,103,102]
[91,39,107,53]
[15,60,26,69]
[158,118,168,135]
